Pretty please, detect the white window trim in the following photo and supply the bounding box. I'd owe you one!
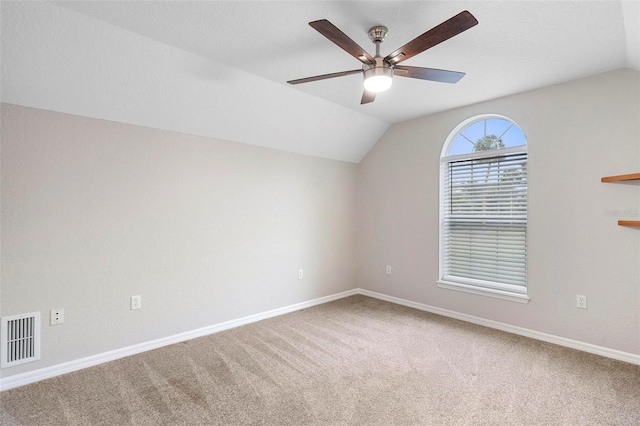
[438,114,529,303]
[437,280,530,304]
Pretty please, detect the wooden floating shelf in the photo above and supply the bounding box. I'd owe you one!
[618,220,640,227]
[601,173,640,182]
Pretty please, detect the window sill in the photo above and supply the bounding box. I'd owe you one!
[437,280,530,304]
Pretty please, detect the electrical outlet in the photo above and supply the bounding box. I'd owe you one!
[576,295,587,309]
[131,295,141,310]
[50,309,64,325]
[386,265,392,275]
[298,269,303,280]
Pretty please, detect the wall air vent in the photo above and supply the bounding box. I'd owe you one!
[1,312,41,368]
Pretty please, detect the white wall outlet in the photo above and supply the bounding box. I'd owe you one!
[386,265,392,275]
[131,295,142,310]
[576,295,587,309]
[50,309,64,325]
[298,269,303,280]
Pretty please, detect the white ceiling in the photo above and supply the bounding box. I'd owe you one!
[2,1,639,163]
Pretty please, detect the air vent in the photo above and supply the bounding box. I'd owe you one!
[1,312,41,368]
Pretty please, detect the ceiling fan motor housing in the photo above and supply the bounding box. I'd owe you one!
[363,58,393,92]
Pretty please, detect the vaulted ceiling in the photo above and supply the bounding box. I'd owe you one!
[2,1,638,163]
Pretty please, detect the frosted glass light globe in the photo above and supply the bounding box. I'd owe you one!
[364,75,393,93]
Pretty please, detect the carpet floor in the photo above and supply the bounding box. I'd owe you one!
[1,295,639,425]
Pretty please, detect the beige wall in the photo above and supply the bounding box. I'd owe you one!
[0,104,358,377]
[357,68,640,355]
[2,68,639,380]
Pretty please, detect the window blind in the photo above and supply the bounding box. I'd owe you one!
[443,151,527,289]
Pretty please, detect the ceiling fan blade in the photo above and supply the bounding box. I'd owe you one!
[394,66,465,83]
[287,69,363,85]
[309,19,375,64]
[384,11,478,65]
[361,90,376,104]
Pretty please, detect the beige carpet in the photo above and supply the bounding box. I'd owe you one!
[1,295,639,425]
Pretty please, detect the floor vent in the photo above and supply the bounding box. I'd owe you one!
[1,312,41,369]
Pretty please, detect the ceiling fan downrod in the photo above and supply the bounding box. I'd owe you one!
[368,25,388,57]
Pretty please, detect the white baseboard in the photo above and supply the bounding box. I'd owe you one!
[357,289,640,366]
[2,287,638,391]
[0,289,358,391]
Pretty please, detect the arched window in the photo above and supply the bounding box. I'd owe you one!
[438,115,529,303]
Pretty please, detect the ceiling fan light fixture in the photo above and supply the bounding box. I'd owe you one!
[364,74,392,93]
[363,59,393,93]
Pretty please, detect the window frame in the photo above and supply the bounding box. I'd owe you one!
[438,114,529,304]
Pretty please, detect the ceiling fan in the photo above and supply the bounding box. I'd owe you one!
[287,11,478,104]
